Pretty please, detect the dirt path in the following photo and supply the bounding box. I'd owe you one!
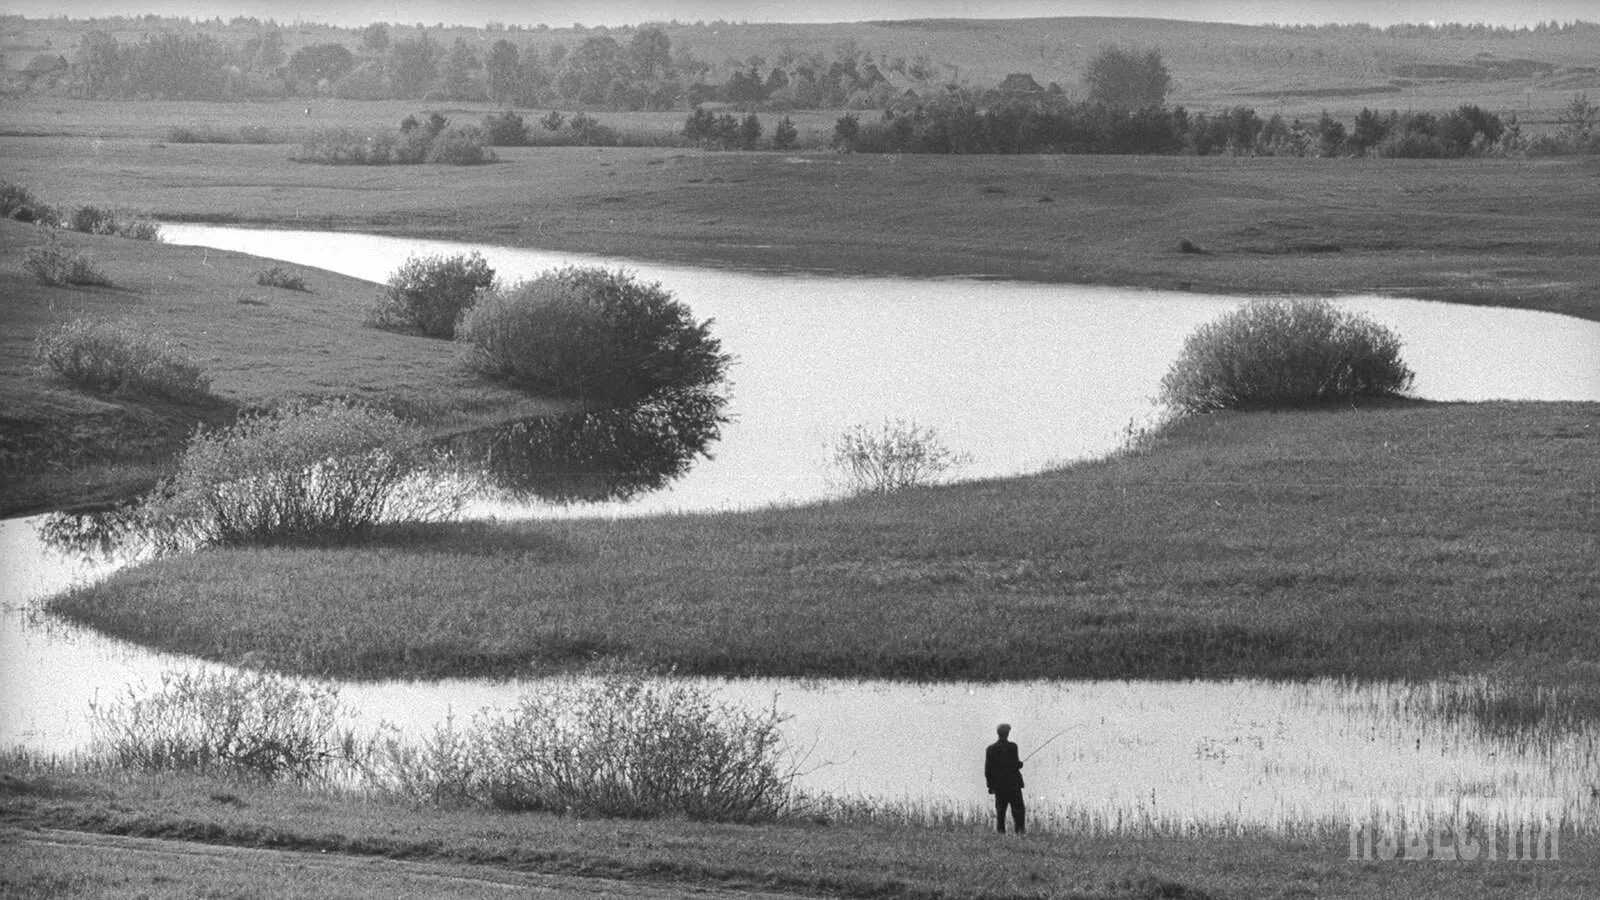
[3,827,819,899]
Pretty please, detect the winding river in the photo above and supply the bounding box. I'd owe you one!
[5,225,1598,833]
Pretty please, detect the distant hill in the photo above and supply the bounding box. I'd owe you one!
[3,14,1596,117]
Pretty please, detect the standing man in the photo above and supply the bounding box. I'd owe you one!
[985,723,1025,835]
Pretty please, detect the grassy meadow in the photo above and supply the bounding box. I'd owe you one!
[3,38,1599,896]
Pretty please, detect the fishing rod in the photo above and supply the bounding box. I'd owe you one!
[1022,723,1089,762]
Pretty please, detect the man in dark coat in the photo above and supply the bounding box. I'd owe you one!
[984,722,1025,834]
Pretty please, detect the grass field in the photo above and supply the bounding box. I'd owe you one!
[3,763,1594,900]
[46,400,1600,686]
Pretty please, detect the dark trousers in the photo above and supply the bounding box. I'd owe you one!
[993,789,1025,834]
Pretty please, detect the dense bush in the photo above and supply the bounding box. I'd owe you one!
[295,114,495,165]
[24,231,111,286]
[371,251,495,338]
[832,419,970,495]
[144,398,463,547]
[1159,299,1415,413]
[34,317,211,400]
[66,205,161,241]
[90,669,354,782]
[459,267,730,405]
[256,265,309,291]
[371,671,794,821]
[482,109,529,145]
[0,180,57,224]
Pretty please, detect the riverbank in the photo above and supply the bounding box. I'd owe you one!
[3,763,1591,900]
[0,220,569,517]
[46,399,1600,686]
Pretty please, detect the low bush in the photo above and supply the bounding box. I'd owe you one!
[89,669,354,783]
[33,317,211,400]
[832,419,970,495]
[295,115,495,166]
[482,110,529,146]
[370,670,795,821]
[458,267,730,405]
[144,398,465,547]
[66,205,161,241]
[0,179,57,224]
[371,251,495,338]
[24,231,111,286]
[256,265,309,291]
[1160,299,1415,413]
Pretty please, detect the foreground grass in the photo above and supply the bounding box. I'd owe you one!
[3,763,1593,900]
[48,400,1600,685]
[0,220,566,516]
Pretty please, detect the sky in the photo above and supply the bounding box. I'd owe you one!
[4,0,1597,29]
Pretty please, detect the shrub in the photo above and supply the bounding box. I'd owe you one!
[426,123,493,164]
[0,179,56,224]
[459,267,730,405]
[24,231,111,286]
[67,205,161,240]
[482,110,529,146]
[144,398,463,547]
[832,419,970,495]
[371,251,495,338]
[372,671,794,820]
[89,669,354,782]
[34,317,211,400]
[1159,299,1415,413]
[256,265,309,291]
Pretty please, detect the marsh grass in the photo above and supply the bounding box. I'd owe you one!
[88,669,357,783]
[33,317,211,401]
[370,670,796,822]
[138,398,470,549]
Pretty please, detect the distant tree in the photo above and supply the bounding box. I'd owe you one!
[1316,110,1346,156]
[833,112,859,151]
[628,26,672,79]
[389,34,439,98]
[486,39,520,104]
[1556,93,1597,148]
[74,31,126,98]
[1348,107,1391,155]
[1083,45,1170,109]
[360,23,391,55]
[288,42,355,92]
[441,37,483,100]
[737,112,762,150]
[773,115,798,149]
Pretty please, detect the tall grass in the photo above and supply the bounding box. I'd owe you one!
[33,317,211,400]
[142,398,468,548]
[831,419,970,495]
[89,669,356,783]
[369,670,796,822]
[1160,298,1414,412]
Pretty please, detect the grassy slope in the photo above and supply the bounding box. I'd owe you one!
[49,400,1600,686]
[5,121,1599,324]
[0,220,566,516]
[3,767,1594,900]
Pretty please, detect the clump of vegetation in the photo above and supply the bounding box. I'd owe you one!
[66,205,161,241]
[33,317,211,400]
[256,265,309,291]
[1160,299,1415,413]
[372,670,795,821]
[295,112,495,165]
[370,251,495,338]
[24,230,112,286]
[832,419,970,495]
[0,179,57,224]
[481,109,529,145]
[458,266,730,405]
[143,398,465,548]
[89,669,355,783]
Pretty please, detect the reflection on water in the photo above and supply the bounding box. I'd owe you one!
[4,516,1596,833]
[455,388,726,504]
